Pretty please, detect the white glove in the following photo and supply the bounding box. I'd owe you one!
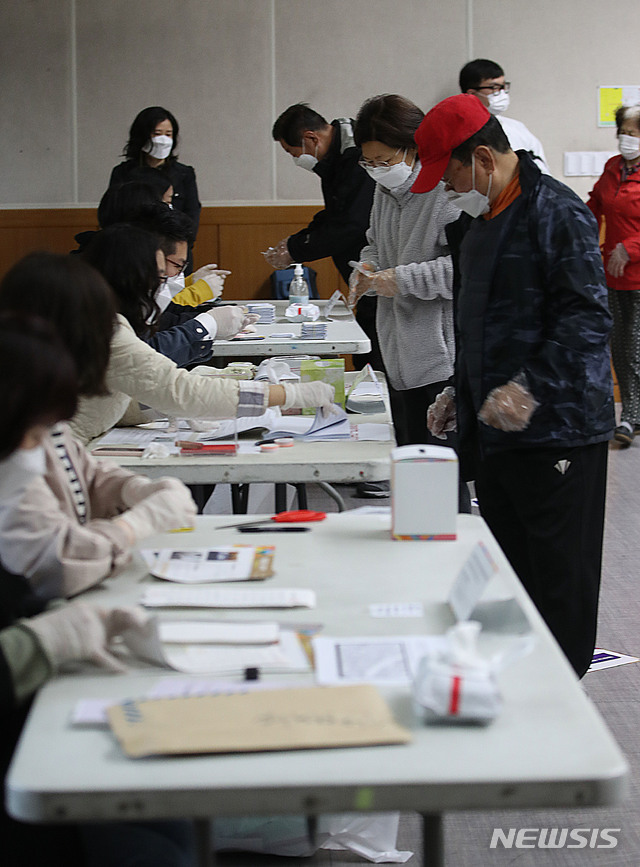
[119,484,197,541]
[206,307,260,339]
[427,386,457,439]
[23,603,150,673]
[120,475,188,508]
[282,381,337,417]
[191,264,231,299]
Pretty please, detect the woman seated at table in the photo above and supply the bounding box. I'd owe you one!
[0,250,334,443]
[0,258,197,600]
[0,313,198,867]
[81,223,243,369]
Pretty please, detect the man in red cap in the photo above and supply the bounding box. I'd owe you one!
[415,94,614,678]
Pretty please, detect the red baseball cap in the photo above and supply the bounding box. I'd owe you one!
[412,94,491,193]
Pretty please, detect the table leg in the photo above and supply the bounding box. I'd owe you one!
[275,483,288,512]
[421,813,444,867]
[316,481,346,512]
[231,483,249,513]
[195,818,214,866]
[188,484,216,513]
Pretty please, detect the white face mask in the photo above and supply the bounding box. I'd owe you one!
[487,90,510,116]
[142,135,173,160]
[618,133,640,161]
[151,274,185,317]
[446,156,493,217]
[0,445,46,500]
[293,140,318,172]
[364,151,414,190]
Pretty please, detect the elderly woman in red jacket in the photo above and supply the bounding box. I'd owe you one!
[588,104,640,447]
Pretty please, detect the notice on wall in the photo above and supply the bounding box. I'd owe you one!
[598,86,640,127]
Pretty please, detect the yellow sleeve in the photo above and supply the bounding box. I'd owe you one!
[171,277,214,307]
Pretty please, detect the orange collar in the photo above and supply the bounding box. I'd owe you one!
[484,168,521,219]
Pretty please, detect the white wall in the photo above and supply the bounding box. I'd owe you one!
[1,0,634,206]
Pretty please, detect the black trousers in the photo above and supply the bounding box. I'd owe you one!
[388,380,471,513]
[475,441,609,678]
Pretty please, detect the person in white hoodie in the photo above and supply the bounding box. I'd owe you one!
[459,58,550,174]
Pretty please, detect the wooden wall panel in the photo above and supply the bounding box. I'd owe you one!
[0,206,344,303]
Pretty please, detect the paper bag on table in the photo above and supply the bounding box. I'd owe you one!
[108,684,411,758]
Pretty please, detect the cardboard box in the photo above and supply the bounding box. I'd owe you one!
[391,445,457,540]
[299,358,345,415]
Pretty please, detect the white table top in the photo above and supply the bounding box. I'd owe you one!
[208,299,370,357]
[7,514,628,824]
[90,374,393,486]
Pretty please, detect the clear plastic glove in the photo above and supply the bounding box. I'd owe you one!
[120,475,187,508]
[607,243,630,279]
[119,484,197,541]
[369,268,398,297]
[206,307,259,339]
[22,602,150,673]
[427,386,457,439]
[262,237,294,270]
[478,379,539,432]
[347,262,375,307]
[282,381,337,417]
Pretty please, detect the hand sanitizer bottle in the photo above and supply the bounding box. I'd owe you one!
[288,263,310,306]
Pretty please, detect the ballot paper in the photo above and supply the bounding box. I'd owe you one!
[313,635,448,685]
[71,678,297,726]
[265,407,350,441]
[142,545,274,583]
[122,616,310,675]
[107,684,411,758]
[158,621,280,645]
[140,586,316,609]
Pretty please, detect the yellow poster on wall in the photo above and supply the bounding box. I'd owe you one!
[598,86,640,127]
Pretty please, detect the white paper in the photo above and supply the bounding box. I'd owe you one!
[369,603,424,618]
[313,635,447,685]
[158,621,280,645]
[350,424,391,441]
[140,586,316,609]
[164,630,311,675]
[70,678,295,726]
[148,546,263,583]
[588,648,640,672]
[121,617,310,675]
[447,541,499,621]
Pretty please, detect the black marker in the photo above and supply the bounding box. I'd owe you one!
[237,526,310,534]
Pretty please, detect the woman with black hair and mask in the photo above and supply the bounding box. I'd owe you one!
[0,314,199,867]
[107,107,201,264]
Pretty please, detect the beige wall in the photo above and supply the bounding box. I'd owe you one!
[1,0,636,207]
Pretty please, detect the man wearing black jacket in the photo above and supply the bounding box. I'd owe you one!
[268,103,382,372]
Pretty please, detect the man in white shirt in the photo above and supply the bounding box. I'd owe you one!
[459,58,550,174]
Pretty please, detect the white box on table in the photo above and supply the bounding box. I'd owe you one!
[391,445,457,540]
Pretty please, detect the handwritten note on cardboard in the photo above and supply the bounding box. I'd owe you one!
[107,684,410,758]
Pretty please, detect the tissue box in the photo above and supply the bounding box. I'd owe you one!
[299,358,345,415]
[391,445,457,540]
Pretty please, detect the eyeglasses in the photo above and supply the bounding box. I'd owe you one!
[358,146,402,170]
[165,257,187,275]
[474,82,510,94]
